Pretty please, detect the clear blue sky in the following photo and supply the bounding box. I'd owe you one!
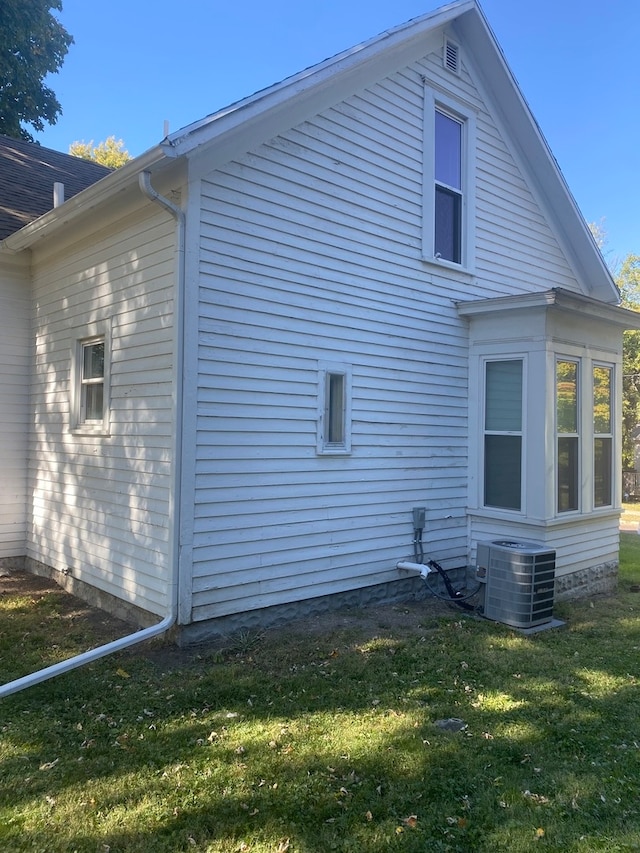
[36,0,639,268]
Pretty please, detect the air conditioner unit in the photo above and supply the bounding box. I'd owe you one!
[476,540,556,629]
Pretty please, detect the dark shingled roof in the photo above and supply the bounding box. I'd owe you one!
[0,134,112,240]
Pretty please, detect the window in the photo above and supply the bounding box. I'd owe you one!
[435,110,462,264]
[317,363,352,454]
[483,359,523,510]
[593,365,613,507]
[70,323,110,434]
[556,360,579,513]
[423,90,475,269]
[80,339,105,422]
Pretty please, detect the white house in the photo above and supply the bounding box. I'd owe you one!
[2,0,639,643]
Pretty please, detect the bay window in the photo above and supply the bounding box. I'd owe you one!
[484,359,523,510]
[556,360,579,513]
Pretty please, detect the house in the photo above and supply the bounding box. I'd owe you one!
[2,0,639,643]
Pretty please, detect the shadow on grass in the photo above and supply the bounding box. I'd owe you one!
[2,561,640,851]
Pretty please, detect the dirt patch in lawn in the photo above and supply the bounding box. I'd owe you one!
[0,569,477,675]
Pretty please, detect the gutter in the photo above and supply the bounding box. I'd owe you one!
[0,172,186,699]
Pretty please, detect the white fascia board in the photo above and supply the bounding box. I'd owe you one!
[456,288,640,329]
[168,1,474,173]
[453,9,619,305]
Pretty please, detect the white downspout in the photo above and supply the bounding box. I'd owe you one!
[0,171,186,699]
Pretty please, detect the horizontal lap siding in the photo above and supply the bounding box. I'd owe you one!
[189,49,586,621]
[28,209,175,615]
[0,257,30,556]
[469,516,618,580]
[191,63,466,622]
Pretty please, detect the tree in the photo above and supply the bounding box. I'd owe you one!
[69,137,132,169]
[0,0,73,141]
[617,255,640,470]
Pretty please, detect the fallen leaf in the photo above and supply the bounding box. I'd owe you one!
[365,810,373,821]
[402,815,418,828]
[276,839,290,853]
[535,827,545,839]
[39,759,59,771]
[115,668,130,679]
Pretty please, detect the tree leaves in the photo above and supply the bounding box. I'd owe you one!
[0,0,73,140]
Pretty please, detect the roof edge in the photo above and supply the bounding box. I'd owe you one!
[1,144,168,252]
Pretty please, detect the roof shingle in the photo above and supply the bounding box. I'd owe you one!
[0,134,112,240]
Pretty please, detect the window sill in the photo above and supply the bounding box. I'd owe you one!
[421,254,475,281]
[70,425,111,438]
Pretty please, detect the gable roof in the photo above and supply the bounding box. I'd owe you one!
[0,0,619,304]
[0,134,111,239]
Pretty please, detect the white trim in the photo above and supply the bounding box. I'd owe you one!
[69,319,111,436]
[316,362,352,455]
[422,88,476,272]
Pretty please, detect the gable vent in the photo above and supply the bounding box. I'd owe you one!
[444,38,460,74]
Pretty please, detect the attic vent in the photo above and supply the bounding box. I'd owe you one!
[444,38,460,74]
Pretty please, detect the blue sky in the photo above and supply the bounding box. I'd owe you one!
[36,0,639,268]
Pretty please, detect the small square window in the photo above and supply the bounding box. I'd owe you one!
[317,363,352,454]
[70,323,110,434]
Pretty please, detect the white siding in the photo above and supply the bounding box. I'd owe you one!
[28,207,175,615]
[188,47,584,621]
[0,255,30,557]
[469,515,619,583]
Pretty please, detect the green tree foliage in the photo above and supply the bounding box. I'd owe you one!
[617,255,640,470]
[68,136,132,169]
[0,0,73,141]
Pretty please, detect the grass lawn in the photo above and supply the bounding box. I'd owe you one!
[2,537,640,853]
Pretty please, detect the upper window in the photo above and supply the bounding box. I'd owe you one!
[70,323,110,435]
[317,363,352,455]
[435,110,463,264]
[423,90,475,269]
[483,359,523,511]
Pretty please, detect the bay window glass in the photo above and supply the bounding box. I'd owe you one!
[557,360,579,512]
[484,359,522,510]
[593,365,613,507]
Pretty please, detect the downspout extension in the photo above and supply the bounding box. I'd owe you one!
[0,171,186,700]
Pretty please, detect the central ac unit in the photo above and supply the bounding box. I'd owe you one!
[476,540,556,629]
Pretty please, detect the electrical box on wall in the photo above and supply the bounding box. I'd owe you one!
[476,540,556,629]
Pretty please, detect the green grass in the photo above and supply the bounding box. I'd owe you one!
[2,538,640,852]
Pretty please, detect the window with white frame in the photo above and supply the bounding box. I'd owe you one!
[483,359,523,511]
[593,364,613,507]
[71,324,110,434]
[317,363,352,454]
[556,359,580,513]
[423,90,475,268]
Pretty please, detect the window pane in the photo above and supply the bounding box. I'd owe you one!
[434,186,461,263]
[558,436,579,512]
[435,110,461,188]
[327,373,345,444]
[485,360,522,431]
[83,342,104,381]
[557,361,578,433]
[594,437,612,507]
[484,435,521,510]
[84,383,104,421]
[593,366,612,434]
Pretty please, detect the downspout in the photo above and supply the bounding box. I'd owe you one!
[0,171,186,699]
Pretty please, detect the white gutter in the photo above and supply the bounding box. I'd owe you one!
[0,171,186,699]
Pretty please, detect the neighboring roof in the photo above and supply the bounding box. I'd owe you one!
[0,134,112,239]
[0,0,620,305]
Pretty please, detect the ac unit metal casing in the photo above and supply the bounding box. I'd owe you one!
[476,540,556,629]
